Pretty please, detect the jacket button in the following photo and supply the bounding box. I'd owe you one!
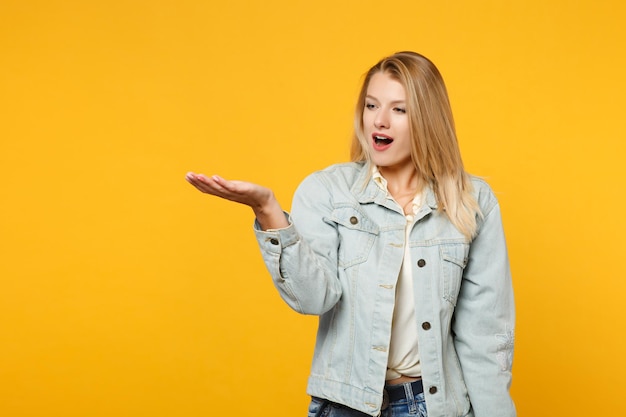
[269,238,279,245]
[417,259,426,267]
[429,386,438,395]
[350,216,358,225]
[422,322,431,330]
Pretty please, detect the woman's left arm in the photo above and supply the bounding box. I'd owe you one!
[452,193,516,417]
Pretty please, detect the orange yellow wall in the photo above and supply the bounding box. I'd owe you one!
[1,1,625,416]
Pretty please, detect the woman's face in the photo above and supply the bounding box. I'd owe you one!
[362,72,412,173]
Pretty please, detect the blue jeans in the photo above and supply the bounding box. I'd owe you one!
[307,383,427,417]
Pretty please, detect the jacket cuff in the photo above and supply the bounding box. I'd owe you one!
[253,212,299,254]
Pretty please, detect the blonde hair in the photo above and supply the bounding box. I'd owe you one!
[351,51,482,239]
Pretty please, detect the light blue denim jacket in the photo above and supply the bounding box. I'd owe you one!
[254,162,515,417]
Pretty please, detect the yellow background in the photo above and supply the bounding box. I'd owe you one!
[1,1,625,415]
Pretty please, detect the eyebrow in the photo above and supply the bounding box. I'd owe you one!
[365,95,406,105]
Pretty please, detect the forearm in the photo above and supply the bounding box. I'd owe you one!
[254,173,343,314]
[255,221,342,314]
[252,193,290,231]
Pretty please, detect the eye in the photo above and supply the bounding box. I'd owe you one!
[393,107,406,114]
[365,103,376,110]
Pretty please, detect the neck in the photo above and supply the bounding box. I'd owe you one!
[378,165,420,196]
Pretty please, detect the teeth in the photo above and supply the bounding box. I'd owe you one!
[374,135,393,144]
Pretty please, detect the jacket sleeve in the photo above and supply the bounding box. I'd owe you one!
[452,190,516,417]
[253,173,342,315]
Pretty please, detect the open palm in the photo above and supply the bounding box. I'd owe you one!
[185,172,272,208]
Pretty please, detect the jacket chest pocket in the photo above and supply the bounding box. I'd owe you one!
[330,207,379,268]
[439,243,469,306]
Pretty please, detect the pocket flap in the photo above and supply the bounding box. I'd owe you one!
[330,206,379,235]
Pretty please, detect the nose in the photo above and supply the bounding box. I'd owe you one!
[374,110,389,129]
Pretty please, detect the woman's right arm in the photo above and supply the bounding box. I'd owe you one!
[253,173,343,315]
[186,171,342,314]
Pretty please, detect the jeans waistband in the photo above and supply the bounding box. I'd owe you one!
[384,379,424,403]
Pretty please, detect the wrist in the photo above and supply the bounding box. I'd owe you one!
[253,195,288,230]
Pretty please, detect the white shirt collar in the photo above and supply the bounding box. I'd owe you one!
[371,166,421,214]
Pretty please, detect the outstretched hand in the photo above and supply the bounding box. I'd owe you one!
[185,172,272,208]
[185,172,289,230]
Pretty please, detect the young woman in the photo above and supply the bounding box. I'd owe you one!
[186,51,516,417]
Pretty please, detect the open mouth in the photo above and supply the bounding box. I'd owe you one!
[373,134,393,145]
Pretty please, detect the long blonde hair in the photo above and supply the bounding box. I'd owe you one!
[351,51,482,239]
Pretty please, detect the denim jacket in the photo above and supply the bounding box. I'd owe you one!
[254,162,515,417]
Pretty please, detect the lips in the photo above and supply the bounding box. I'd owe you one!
[372,133,393,150]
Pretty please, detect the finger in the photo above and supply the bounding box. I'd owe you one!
[185,172,208,186]
[185,172,198,184]
[186,174,222,195]
[204,176,230,195]
[187,173,215,189]
[211,175,239,192]
[199,177,241,201]
[185,173,207,189]
[214,177,255,197]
